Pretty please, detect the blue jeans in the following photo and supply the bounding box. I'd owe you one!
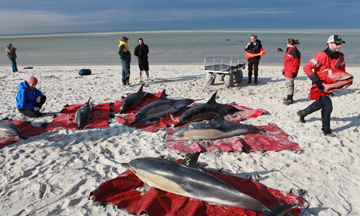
[120,57,131,82]
[10,58,18,72]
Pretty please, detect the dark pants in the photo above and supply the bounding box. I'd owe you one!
[248,58,260,82]
[18,96,46,118]
[120,56,131,83]
[10,58,18,72]
[300,96,333,131]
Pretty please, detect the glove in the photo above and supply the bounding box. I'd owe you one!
[36,96,41,103]
[315,80,325,90]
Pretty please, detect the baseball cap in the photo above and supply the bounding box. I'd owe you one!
[327,35,345,45]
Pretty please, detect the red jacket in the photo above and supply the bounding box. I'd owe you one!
[283,46,301,78]
[303,48,345,99]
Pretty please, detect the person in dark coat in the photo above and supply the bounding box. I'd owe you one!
[245,34,262,84]
[134,38,151,82]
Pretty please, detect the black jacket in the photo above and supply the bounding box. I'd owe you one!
[134,44,149,62]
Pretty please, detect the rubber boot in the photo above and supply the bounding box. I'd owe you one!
[248,72,252,83]
[126,77,130,85]
[254,76,258,84]
[122,80,126,85]
[284,95,293,105]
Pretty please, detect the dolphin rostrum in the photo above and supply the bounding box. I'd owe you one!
[0,120,27,139]
[120,83,148,114]
[121,152,297,215]
[75,97,93,129]
[167,110,262,141]
[130,89,194,126]
[175,92,239,127]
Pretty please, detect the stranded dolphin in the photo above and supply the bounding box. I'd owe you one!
[168,110,262,141]
[75,97,93,129]
[120,83,148,114]
[0,120,27,139]
[175,92,239,127]
[130,89,194,126]
[121,152,297,215]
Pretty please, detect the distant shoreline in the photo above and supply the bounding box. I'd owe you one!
[1,28,360,39]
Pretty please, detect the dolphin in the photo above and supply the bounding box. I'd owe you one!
[75,97,93,129]
[120,83,148,114]
[130,89,194,126]
[121,152,297,215]
[167,110,262,141]
[175,92,239,127]
[0,120,27,139]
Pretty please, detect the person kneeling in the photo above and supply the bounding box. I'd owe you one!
[16,76,46,118]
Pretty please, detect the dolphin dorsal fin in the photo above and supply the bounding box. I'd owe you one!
[207,92,217,103]
[159,89,167,100]
[138,83,145,93]
[179,152,201,168]
[86,97,91,105]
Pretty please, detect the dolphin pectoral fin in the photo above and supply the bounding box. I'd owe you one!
[263,204,298,216]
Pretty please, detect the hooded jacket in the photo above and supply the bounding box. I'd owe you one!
[118,40,131,62]
[16,81,44,110]
[283,46,301,78]
[5,46,17,58]
[245,39,262,59]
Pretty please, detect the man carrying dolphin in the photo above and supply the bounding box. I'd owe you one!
[297,35,346,136]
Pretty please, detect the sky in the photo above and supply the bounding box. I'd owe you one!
[0,0,359,35]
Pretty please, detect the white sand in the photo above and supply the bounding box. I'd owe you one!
[0,65,359,216]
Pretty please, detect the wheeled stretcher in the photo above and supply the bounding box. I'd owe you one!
[202,57,245,93]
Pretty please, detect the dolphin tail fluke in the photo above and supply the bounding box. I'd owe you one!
[263,204,298,216]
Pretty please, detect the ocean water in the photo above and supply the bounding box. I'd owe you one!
[1,29,359,67]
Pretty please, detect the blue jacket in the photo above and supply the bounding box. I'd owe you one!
[16,81,43,110]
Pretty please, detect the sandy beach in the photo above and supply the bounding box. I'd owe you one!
[0,64,359,215]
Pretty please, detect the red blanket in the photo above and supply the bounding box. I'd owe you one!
[111,92,163,113]
[116,104,265,132]
[89,165,304,216]
[46,103,110,130]
[166,124,303,153]
[0,120,47,149]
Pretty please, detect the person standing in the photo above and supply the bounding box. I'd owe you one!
[245,34,262,84]
[282,38,301,105]
[16,76,47,118]
[297,35,346,136]
[134,38,151,82]
[118,36,131,85]
[5,44,18,72]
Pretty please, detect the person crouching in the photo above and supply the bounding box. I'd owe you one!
[16,76,46,117]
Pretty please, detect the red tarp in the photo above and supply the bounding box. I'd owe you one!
[166,124,303,153]
[46,103,110,130]
[0,120,47,149]
[89,163,304,216]
[116,104,265,132]
[110,92,163,113]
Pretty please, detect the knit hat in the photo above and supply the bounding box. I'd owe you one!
[27,76,38,85]
[120,36,129,41]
